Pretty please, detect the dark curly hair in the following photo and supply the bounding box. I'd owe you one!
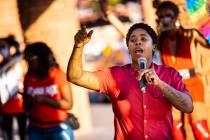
[126,23,158,46]
[5,35,20,54]
[156,1,179,18]
[24,42,58,78]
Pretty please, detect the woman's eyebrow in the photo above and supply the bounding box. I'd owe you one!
[139,33,148,37]
[131,34,148,38]
[130,35,136,38]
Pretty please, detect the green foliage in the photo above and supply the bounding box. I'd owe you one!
[108,0,123,6]
[89,0,123,12]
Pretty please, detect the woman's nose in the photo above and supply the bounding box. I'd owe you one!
[135,42,141,46]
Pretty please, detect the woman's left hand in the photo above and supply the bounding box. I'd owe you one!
[139,69,161,86]
[33,95,49,104]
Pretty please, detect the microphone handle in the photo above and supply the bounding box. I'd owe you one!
[140,76,147,93]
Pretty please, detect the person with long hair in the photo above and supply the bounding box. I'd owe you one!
[23,42,74,140]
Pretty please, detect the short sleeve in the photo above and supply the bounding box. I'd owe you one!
[55,68,69,88]
[94,67,120,98]
[94,69,112,95]
[170,68,188,93]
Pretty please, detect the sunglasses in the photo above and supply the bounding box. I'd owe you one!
[158,14,175,19]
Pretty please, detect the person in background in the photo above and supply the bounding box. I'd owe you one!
[67,23,193,140]
[156,1,210,140]
[0,39,11,67]
[5,35,21,56]
[0,38,27,140]
[23,42,74,140]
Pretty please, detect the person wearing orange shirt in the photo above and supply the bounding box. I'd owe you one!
[23,42,74,140]
[1,95,27,140]
[156,1,210,140]
[0,38,27,140]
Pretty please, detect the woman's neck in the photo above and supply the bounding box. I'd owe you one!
[165,29,178,40]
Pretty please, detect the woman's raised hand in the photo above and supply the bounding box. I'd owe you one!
[74,26,93,48]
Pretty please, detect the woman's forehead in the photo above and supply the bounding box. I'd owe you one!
[130,28,150,37]
[158,8,175,15]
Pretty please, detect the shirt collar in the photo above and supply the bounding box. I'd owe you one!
[125,63,155,76]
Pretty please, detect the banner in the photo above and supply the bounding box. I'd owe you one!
[0,55,24,104]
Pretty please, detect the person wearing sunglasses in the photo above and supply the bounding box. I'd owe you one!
[157,1,210,140]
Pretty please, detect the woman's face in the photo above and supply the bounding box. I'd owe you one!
[128,28,155,64]
[26,54,39,72]
[157,8,177,32]
[0,47,10,59]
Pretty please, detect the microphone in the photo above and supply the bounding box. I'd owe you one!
[138,57,147,93]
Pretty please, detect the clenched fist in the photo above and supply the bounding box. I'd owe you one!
[139,69,161,86]
[74,26,93,48]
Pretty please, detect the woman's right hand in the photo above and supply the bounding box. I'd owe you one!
[74,26,93,48]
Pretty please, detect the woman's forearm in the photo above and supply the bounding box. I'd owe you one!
[67,46,84,83]
[36,96,71,110]
[157,80,194,113]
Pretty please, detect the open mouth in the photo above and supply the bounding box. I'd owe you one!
[135,48,143,54]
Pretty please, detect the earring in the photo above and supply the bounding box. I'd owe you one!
[175,19,180,28]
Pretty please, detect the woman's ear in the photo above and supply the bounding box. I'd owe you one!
[153,44,156,51]
[127,46,131,54]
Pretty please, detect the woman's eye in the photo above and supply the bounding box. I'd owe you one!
[141,38,147,41]
[130,39,136,43]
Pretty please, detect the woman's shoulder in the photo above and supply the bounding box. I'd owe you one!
[49,66,64,76]
[154,63,177,73]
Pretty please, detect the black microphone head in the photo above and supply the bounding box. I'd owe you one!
[138,57,147,70]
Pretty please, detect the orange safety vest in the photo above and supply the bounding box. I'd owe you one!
[159,29,204,102]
